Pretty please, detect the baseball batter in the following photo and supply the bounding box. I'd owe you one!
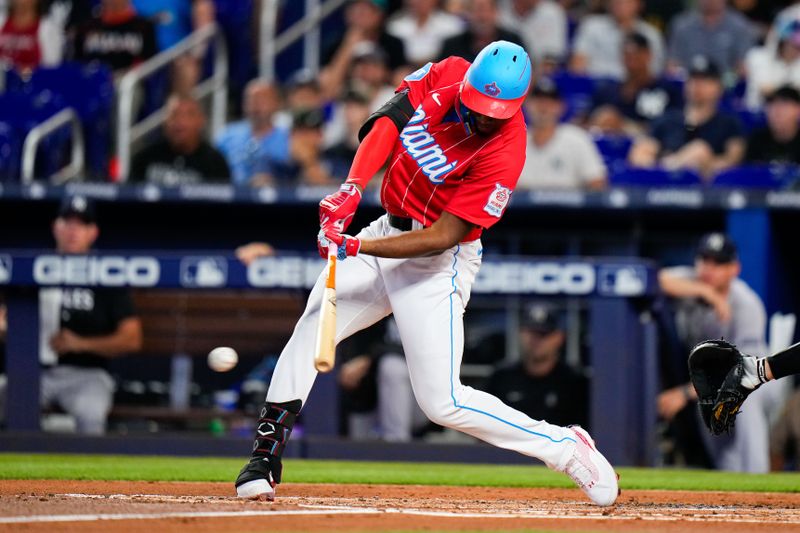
[235,41,619,506]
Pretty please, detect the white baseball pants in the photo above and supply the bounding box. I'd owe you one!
[267,215,577,469]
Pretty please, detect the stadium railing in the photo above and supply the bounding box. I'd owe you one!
[116,23,229,183]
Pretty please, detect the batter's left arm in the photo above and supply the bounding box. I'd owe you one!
[349,212,474,259]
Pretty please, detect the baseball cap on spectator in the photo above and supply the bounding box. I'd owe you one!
[625,31,650,50]
[349,0,388,11]
[286,68,320,92]
[778,19,800,47]
[351,42,389,66]
[292,107,325,130]
[522,303,560,334]
[688,56,721,80]
[341,85,371,105]
[766,85,800,104]
[530,77,561,100]
[696,233,738,264]
[58,195,97,224]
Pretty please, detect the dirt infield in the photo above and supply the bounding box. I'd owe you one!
[2,480,800,532]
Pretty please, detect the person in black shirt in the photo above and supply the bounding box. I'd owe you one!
[438,0,524,62]
[485,303,589,430]
[628,56,745,179]
[130,94,231,185]
[746,85,800,165]
[589,32,683,134]
[0,196,143,435]
[70,0,157,73]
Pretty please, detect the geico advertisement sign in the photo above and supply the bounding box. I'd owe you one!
[475,262,596,294]
[247,257,323,288]
[33,255,160,286]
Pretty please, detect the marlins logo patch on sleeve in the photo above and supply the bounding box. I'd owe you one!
[483,183,512,217]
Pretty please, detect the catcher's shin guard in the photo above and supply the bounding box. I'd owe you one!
[235,399,301,499]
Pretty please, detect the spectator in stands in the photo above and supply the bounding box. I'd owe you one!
[667,0,756,80]
[589,32,683,135]
[0,196,143,434]
[746,86,800,165]
[498,0,567,71]
[744,19,800,111]
[438,0,523,62]
[321,0,406,73]
[628,57,745,179]
[268,108,335,185]
[274,71,326,130]
[215,80,290,187]
[486,303,589,430]
[656,233,784,472]
[70,0,157,74]
[323,43,395,147]
[324,87,372,180]
[730,0,785,41]
[387,0,464,66]
[570,0,665,80]
[518,78,608,190]
[0,0,64,71]
[131,0,214,51]
[130,94,231,185]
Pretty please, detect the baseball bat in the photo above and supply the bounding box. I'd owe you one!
[313,243,338,373]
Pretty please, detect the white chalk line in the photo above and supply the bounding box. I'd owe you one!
[1,493,798,526]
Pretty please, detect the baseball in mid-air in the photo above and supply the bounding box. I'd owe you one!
[208,346,238,372]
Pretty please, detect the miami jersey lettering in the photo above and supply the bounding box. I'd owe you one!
[399,106,458,184]
[379,56,528,240]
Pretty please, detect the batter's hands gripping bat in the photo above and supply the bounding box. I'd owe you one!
[314,243,338,372]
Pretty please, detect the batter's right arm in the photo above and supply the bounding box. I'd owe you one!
[318,116,399,235]
[321,211,474,260]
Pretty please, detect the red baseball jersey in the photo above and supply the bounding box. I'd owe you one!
[380,56,527,242]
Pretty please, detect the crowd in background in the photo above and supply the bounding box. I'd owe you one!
[2,0,800,186]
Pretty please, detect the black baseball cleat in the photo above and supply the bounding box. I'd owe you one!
[235,457,276,500]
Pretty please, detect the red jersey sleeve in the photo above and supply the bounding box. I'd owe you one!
[396,56,471,109]
[443,124,527,230]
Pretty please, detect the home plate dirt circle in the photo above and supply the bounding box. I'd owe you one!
[2,480,800,532]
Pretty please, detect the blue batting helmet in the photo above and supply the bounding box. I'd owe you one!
[460,41,532,120]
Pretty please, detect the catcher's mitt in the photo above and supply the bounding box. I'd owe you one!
[688,339,757,435]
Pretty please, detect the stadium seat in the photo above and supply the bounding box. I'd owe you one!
[736,110,767,134]
[0,121,20,182]
[610,167,703,187]
[551,72,598,120]
[593,135,632,174]
[0,91,72,181]
[713,165,798,189]
[18,63,114,178]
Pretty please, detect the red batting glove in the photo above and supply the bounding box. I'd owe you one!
[317,229,361,260]
[319,183,362,233]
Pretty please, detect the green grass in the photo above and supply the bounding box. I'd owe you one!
[1,453,799,493]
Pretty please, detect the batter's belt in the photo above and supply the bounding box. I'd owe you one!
[387,213,414,231]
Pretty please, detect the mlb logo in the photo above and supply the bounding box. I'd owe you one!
[0,254,11,284]
[180,257,227,288]
[597,266,647,297]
